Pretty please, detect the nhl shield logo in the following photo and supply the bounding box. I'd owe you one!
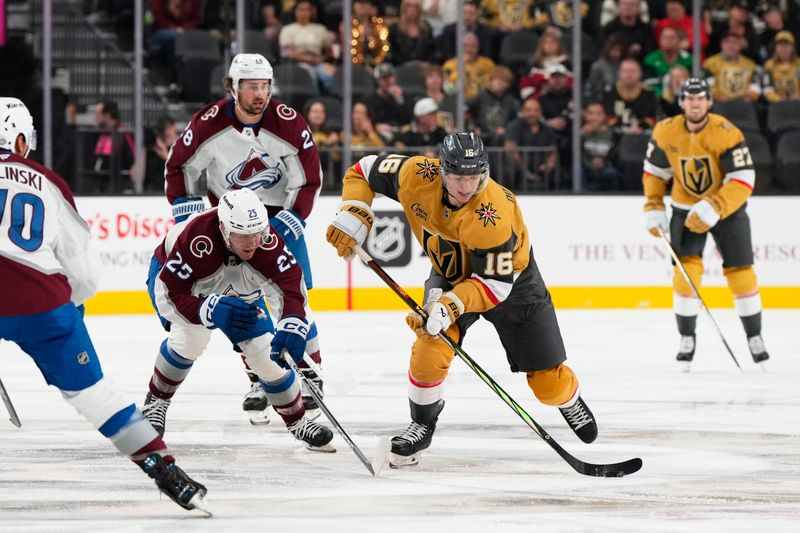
[77,351,90,365]
[225,147,285,191]
[680,156,714,196]
[366,211,411,267]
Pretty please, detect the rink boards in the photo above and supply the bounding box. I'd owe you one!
[75,195,800,313]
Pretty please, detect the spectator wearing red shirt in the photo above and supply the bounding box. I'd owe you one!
[150,0,203,67]
[654,0,709,58]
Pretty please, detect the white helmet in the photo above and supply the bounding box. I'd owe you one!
[217,188,270,247]
[0,97,37,156]
[229,53,273,97]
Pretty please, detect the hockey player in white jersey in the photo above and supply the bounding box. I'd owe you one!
[0,97,208,514]
[163,53,326,423]
[141,188,334,452]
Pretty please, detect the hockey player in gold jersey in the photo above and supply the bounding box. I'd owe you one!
[642,78,769,365]
[326,132,598,467]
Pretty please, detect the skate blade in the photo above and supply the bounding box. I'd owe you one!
[246,410,271,425]
[682,362,692,373]
[371,437,392,477]
[389,452,420,469]
[306,442,337,453]
[756,359,768,373]
[188,493,213,517]
[304,408,321,422]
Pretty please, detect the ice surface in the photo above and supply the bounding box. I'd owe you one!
[1,310,798,532]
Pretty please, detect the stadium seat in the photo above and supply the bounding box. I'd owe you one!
[616,133,650,191]
[766,100,800,138]
[774,130,800,192]
[498,30,538,76]
[332,64,375,99]
[178,57,219,103]
[394,61,426,100]
[208,62,227,100]
[714,100,760,132]
[243,30,277,63]
[743,131,773,195]
[175,29,221,61]
[273,63,319,109]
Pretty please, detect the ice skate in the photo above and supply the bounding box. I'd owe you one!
[242,381,271,425]
[558,395,598,444]
[300,367,323,421]
[142,453,210,516]
[288,415,335,452]
[748,335,769,366]
[676,334,696,372]
[389,419,438,469]
[142,392,171,437]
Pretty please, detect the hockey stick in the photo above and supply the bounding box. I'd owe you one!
[284,351,391,477]
[0,376,22,428]
[658,229,742,371]
[355,246,642,478]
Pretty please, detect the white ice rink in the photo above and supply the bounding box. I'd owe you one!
[1,309,799,532]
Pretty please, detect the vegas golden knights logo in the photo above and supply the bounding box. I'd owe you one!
[680,156,714,195]
[775,77,798,99]
[720,68,746,96]
[422,228,464,283]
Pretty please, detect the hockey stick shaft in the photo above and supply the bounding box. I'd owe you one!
[0,377,22,428]
[283,351,377,476]
[354,246,642,477]
[658,230,742,370]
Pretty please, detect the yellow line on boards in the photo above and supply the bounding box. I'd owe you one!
[84,287,800,314]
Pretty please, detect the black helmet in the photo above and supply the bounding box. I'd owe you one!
[679,77,712,106]
[439,132,489,176]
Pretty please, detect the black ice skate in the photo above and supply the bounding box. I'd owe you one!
[288,416,335,452]
[558,395,598,444]
[242,381,271,425]
[389,419,439,469]
[748,335,770,364]
[142,453,210,515]
[300,367,323,421]
[676,334,696,371]
[142,392,171,437]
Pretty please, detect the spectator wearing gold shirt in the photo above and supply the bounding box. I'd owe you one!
[762,31,800,102]
[442,32,496,99]
[702,30,760,102]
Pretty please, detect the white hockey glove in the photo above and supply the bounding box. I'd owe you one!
[685,200,720,234]
[644,209,668,237]
[326,202,374,260]
[423,291,464,336]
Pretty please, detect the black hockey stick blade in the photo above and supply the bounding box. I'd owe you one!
[355,246,643,478]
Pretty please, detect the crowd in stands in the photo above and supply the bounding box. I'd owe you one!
[92,0,800,193]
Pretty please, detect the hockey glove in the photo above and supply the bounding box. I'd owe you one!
[199,294,259,341]
[423,292,464,336]
[271,209,313,289]
[326,202,374,260]
[644,209,668,237]
[270,316,309,369]
[171,196,205,223]
[685,200,720,234]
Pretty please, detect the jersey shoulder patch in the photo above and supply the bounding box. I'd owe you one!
[461,181,515,250]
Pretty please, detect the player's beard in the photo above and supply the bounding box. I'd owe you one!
[238,99,267,118]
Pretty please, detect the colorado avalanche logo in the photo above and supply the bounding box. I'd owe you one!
[259,232,280,251]
[221,284,263,304]
[225,147,286,191]
[189,235,213,258]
